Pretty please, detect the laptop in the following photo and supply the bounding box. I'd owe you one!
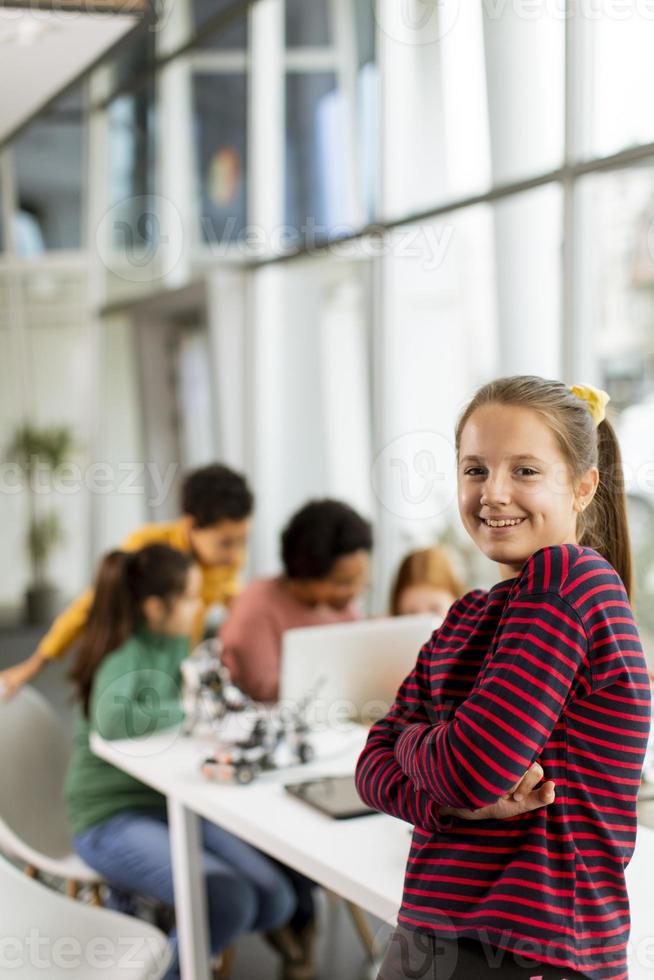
[279,614,438,727]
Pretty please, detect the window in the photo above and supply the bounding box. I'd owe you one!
[580,15,654,159]
[576,167,654,647]
[285,0,331,47]
[193,0,248,49]
[107,85,157,250]
[104,24,156,100]
[283,0,378,239]
[193,73,248,244]
[13,87,85,253]
[285,72,346,237]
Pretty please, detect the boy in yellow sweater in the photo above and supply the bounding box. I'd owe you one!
[0,463,253,699]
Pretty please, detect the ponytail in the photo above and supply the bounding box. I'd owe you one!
[69,544,193,716]
[579,418,633,601]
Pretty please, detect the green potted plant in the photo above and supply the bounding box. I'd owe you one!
[6,424,77,624]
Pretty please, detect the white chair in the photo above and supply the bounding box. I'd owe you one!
[0,685,102,896]
[0,853,171,979]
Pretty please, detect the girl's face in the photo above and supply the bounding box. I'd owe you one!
[457,404,598,580]
[144,565,203,636]
[397,585,455,620]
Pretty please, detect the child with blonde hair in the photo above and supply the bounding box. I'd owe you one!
[389,546,465,619]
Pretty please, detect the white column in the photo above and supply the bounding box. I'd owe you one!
[87,72,110,568]
[246,0,285,574]
[247,264,287,574]
[248,0,284,242]
[157,0,195,287]
[206,268,248,470]
[378,0,447,220]
[482,6,564,184]
[318,268,372,515]
[483,7,564,378]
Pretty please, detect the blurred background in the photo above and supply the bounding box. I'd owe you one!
[3,0,654,651]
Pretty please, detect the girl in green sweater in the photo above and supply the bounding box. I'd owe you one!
[65,543,296,980]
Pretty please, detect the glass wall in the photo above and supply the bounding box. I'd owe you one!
[107,85,157,246]
[3,0,654,635]
[12,87,85,253]
[193,72,248,244]
[577,165,654,647]
[580,16,654,160]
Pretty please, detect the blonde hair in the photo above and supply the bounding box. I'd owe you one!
[454,375,633,599]
[390,547,465,616]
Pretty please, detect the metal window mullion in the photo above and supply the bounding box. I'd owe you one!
[284,48,338,71]
[189,50,248,73]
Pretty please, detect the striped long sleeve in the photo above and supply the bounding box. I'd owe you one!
[355,589,492,831]
[354,544,651,980]
[394,588,590,810]
[354,635,453,833]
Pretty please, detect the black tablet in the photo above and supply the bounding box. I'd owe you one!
[284,774,375,820]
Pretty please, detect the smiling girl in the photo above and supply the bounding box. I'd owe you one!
[355,375,651,980]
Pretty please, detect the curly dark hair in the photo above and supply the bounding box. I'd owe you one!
[181,464,254,527]
[281,499,373,580]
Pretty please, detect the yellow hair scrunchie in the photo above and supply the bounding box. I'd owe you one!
[569,383,610,427]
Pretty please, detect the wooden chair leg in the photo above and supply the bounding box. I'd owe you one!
[66,879,80,900]
[215,945,236,978]
[90,884,103,906]
[345,900,376,959]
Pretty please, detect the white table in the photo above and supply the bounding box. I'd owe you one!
[91,724,410,980]
[91,725,654,980]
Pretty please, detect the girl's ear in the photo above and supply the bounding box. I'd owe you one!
[573,466,600,513]
[142,595,167,627]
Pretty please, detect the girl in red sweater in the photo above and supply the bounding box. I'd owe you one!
[356,376,651,980]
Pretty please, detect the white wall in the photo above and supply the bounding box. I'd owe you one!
[0,264,92,607]
[0,269,146,611]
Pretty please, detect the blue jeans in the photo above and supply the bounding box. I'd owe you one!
[74,807,297,980]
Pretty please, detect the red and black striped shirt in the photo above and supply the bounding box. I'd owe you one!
[355,544,651,980]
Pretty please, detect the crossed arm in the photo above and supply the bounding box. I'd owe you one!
[355,591,588,828]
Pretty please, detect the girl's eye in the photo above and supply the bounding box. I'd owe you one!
[517,467,539,477]
[463,467,486,477]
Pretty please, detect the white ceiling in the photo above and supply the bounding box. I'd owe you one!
[0,8,139,143]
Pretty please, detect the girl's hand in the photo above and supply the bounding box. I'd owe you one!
[438,762,555,821]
